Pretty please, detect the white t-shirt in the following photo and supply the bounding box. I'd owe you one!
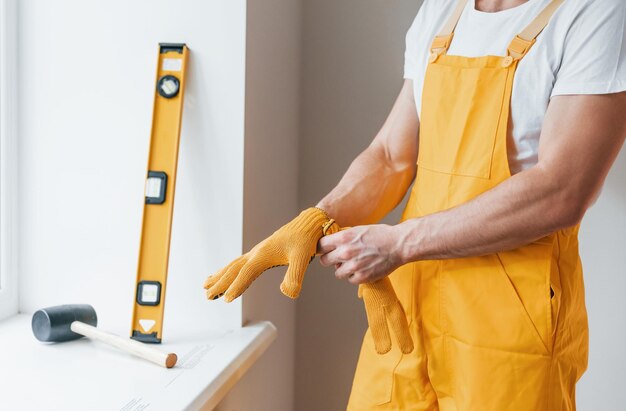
[404,0,626,174]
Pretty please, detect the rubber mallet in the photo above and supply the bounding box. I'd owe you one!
[31,304,177,368]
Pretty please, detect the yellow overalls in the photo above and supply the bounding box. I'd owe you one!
[347,0,589,409]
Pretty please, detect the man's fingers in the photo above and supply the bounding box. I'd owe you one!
[364,299,392,355]
[335,261,358,281]
[206,257,247,300]
[280,253,313,299]
[317,231,344,254]
[223,257,272,302]
[319,246,347,267]
[387,301,414,354]
[347,273,366,285]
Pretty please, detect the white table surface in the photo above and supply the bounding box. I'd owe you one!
[0,314,276,411]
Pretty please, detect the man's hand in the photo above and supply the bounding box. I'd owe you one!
[204,207,338,301]
[318,225,406,284]
[319,226,415,354]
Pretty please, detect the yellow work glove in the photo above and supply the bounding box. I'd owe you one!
[332,226,413,354]
[359,278,414,354]
[204,207,339,301]
[203,207,413,355]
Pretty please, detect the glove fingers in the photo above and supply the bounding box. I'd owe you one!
[387,301,414,354]
[223,257,272,302]
[206,257,246,300]
[364,299,392,355]
[367,277,396,304]
[204,258,241,289]
[280,252,312,299]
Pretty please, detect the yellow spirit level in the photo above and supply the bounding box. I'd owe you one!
[131,43,189,343]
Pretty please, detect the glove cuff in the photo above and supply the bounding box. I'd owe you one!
[313,207,340,236]
[289,207,339,237]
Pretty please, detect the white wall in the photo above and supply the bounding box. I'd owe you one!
[17,0,246,341]
[0,0,18,321]
[577,147,626,410]
[296,1,419,410]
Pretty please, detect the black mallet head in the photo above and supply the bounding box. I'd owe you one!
[32,304,98,342]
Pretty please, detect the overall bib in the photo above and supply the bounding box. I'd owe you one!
[347,1,589,409]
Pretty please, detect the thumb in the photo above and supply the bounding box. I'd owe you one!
[280,252,313,299]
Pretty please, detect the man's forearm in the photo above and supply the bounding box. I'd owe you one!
[395,165,585,262]
[317,93,625,285]
[317,80,419,227]
[317,145,415,227]
[396,93,626,263]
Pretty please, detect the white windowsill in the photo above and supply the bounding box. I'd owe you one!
[0,315,276,410]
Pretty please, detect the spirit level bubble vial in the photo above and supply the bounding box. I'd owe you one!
[131,43,189,343]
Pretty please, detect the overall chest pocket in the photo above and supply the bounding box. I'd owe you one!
[418,62,510,179]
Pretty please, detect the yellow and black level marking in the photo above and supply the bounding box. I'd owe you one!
[131,43,189,343]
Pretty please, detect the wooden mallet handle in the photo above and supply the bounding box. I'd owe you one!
[70,321,177,368]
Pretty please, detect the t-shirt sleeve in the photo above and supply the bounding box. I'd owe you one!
[551,0,626,96]
[404,2,431,80]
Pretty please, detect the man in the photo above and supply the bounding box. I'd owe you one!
[205,0,626,408]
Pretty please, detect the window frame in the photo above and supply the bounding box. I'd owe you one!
[0,0,18,320]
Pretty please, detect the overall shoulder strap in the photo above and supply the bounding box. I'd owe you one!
[506,0,565,64]
[430,0,468,60]
[439,0,470,38]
